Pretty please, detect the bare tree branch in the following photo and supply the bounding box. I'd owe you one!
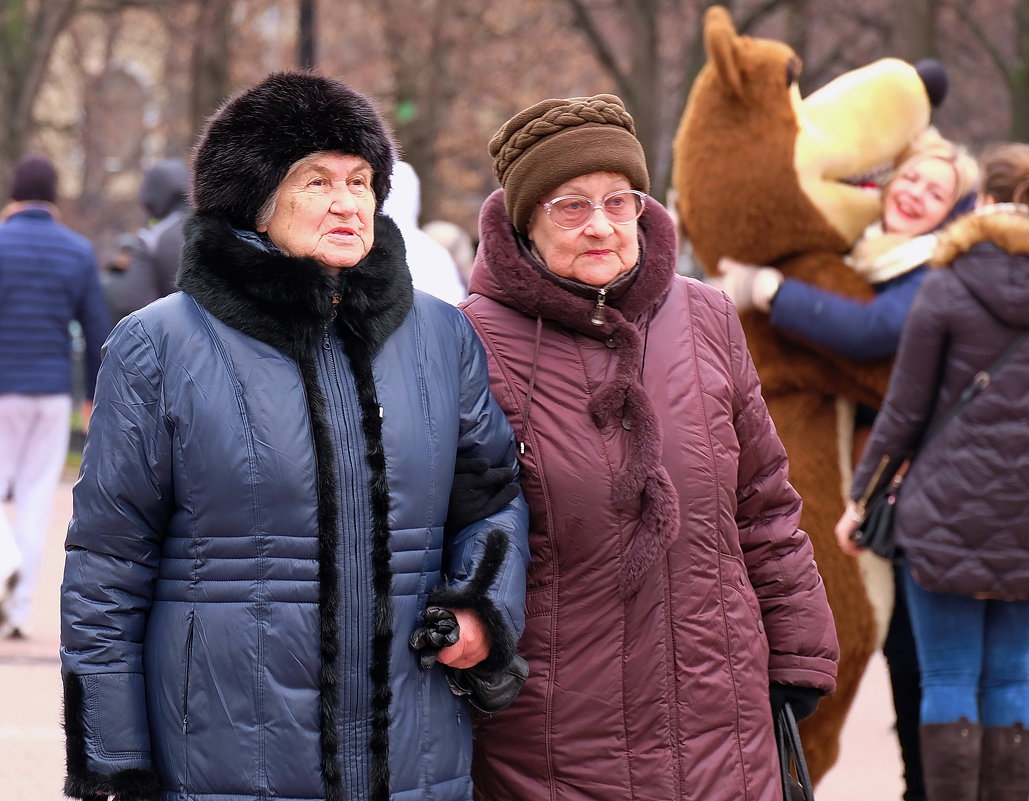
[736,0,793,33]
[563,0,633,98]
[950,0,1013,90]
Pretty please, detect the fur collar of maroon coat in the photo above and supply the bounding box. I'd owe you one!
[469,189,680,597]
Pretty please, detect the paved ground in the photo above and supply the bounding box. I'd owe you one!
[0,477,906,799]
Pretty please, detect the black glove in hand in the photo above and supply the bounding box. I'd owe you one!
[409,606,460,669]
[446,654,530,714]
[770,683,822,722]
[446,457,518,535]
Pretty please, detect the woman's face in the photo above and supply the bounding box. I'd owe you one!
[881,157,958,237]
[258,152,376,274]
[527,171,641,286]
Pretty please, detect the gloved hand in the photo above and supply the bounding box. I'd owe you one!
[409,606,460,669]
[446,456,519,535]
[770,683,823,722]
[446,654,530,713]
[717,257,784,313]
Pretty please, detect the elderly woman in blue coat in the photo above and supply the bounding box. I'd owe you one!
[60,71,529,801]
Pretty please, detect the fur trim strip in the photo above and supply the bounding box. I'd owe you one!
[338,332,395,801]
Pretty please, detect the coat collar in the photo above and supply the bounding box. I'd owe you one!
[470,189,677,338]
[178,212,414,363]
[932,204,1029,266]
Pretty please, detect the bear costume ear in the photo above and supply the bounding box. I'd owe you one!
[704,6,742,98]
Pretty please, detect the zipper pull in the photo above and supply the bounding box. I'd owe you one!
[590,287,608,326]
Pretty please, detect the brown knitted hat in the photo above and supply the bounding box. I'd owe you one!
[489,94,650,234]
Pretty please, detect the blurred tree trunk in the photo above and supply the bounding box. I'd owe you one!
[562,0,789,202]
[298,0,316,69]
[0,0,79,190]
[190,0,232,141]
[892,0,942,61]
[379,0,461,222]
[953,0,1029,140]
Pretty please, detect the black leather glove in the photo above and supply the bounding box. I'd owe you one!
[446,457,519,535]
[446,654,530,714]
[408,606,460,669]
[770,683,822,722]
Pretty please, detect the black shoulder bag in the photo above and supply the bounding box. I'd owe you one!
[852,329,1029,559]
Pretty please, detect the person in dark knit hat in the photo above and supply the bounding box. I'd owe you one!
[0,153,110,640]
[60,71,528,801]
[8,153,58,204]
[460,94,839,801]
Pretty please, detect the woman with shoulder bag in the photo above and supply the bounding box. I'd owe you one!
[836,142,1029,801]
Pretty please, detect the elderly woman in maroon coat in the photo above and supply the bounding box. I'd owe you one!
[459,93,839,801]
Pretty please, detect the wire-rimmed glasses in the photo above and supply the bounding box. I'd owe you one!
[541,189,647,230]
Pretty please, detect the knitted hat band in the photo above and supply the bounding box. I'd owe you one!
[489,95,650,234]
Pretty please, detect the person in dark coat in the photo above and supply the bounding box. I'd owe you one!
[837,142,1029,801]
[719,129,979,801]
[0,153,110,638]
[460,93,838,801]
[60,71,529,801]
[102,158,191,323]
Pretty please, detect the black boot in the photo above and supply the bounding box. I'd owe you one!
[920,719,981,801]
[980,723,1029,801]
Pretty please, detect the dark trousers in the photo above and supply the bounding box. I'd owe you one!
[884,561,925,801]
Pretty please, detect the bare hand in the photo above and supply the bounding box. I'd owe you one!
[80,400,93,433]
[437,608,491,669]
[835,503,865,557]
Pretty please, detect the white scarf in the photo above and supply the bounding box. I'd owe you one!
[846,222,938,284]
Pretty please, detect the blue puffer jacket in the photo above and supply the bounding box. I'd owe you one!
[60,213,529,801]
[0,207,110,397]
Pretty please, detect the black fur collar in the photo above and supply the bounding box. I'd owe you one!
[178,212,414,362]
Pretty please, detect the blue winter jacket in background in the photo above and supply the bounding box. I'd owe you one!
[767,194,976,363]
[0,207,110,398]
[769,266,929,360]
[60,213,530,801]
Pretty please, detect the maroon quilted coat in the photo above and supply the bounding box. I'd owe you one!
[852,206,1029,598]
[460,190,839,801]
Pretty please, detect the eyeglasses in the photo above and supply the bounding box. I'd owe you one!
[541,189,647,230]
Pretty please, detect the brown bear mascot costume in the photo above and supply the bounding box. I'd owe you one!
[673,5,948,784]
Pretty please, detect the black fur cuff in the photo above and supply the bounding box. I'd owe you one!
[64,768,162,801]
[63,672,161,800]
[428,529,517,673]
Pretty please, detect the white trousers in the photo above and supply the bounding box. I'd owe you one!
[0,394,71,630]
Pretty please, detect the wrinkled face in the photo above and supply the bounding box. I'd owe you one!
[882,157,958,237]
[527,172,640,287]
[258,152,375,274]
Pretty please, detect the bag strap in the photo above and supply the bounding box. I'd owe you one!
[920,328,1029,447]
[776,702,816,801]
[858,329,1029,503]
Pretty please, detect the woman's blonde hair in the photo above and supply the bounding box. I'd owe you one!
[889,127,979,206]
[978,142,1029,205]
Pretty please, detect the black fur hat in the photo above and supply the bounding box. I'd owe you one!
[192,71,396,230]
